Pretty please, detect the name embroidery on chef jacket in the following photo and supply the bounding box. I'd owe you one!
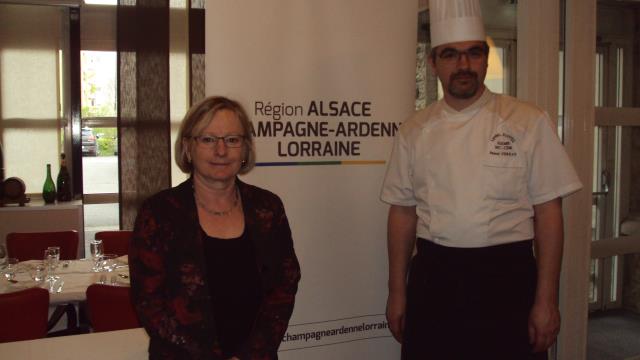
[488,132,518,157]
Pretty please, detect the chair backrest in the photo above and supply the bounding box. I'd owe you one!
[0,288,49,343]
[6,231,79,261]
[95,231,132,257]
[86,284,140,332]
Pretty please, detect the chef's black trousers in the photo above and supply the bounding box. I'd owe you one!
[401,238,548,360]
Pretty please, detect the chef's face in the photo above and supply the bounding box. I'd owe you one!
[430,40,489,100]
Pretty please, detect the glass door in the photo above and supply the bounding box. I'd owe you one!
[79,4,120,255]
[589,44,624,312]
[587,1,640,358]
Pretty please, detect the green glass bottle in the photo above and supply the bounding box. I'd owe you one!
[56,153,72,201]
[42,163,57,204]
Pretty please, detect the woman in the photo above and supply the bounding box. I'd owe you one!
[130,96,301,360]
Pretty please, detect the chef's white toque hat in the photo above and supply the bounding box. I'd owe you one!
[429,0,486,48]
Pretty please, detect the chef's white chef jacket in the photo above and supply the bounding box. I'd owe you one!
[381,89,583,248]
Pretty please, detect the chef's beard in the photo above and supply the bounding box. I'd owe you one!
[447,70,480,99]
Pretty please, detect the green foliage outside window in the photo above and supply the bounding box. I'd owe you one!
[95,128,118,156]
[81,51,117,118]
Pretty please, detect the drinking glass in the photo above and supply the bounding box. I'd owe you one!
[90,240,104,272]
[4,258,19,281]
[96,254,118,272]
[30,263,46,282]
[44,249,58,281]
[47,246,60,271]
[48,277,64,293]
[47,246,60,260]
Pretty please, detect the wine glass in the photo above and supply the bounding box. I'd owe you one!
[90,240,104,272]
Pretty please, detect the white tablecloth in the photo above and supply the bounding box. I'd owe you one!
[0,328,148,359]
[0,257,130,305]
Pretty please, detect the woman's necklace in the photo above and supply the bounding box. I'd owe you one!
[195,186,239,216]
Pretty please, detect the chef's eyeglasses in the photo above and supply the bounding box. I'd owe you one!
[190,135,245,148]
[437,46,488,63]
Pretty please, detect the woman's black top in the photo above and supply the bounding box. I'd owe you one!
[203,230,262,358]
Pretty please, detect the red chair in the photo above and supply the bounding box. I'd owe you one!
[95,230,132,257]
[86,284,140,332]
[0,288,49,343]
[6,231,79,261]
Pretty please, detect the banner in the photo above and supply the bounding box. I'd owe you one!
[206,1,417,358]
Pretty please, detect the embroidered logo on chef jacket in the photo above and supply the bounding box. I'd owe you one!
[488,132,517,157]
[484,131,525,200]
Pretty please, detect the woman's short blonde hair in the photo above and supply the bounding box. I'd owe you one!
[175,96,256,174]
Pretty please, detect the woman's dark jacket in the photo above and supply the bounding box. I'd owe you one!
[129,178,301,359]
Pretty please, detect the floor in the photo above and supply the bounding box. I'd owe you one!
[587,309,640,360]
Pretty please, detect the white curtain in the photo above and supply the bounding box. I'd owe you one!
[0,4,68,194]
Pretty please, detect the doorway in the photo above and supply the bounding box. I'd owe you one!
[587,1,640,359]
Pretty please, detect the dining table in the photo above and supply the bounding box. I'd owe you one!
[0,327,149,359]
[0,256,130,305]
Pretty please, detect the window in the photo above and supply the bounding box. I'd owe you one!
[0,4,69,195]
[80,6,119,253]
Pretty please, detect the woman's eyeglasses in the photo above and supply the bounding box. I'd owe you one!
[191,135,244,148]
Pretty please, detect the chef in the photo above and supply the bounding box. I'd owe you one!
[380,0,583,358]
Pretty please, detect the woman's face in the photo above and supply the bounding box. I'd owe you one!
[189,109,246,185]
